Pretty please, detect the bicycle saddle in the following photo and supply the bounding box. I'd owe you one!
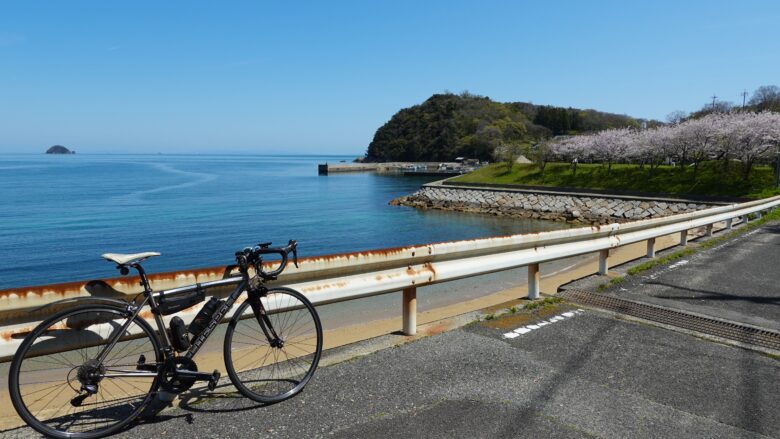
[101,252,161,266]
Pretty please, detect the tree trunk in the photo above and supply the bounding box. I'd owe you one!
[607,161,612,177]
[742,160,753,181]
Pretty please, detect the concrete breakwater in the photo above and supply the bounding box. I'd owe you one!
[319,162,439,174]
[391,184,715,224]
[318,162,467,175]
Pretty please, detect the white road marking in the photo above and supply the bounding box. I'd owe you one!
[502,310,584,339]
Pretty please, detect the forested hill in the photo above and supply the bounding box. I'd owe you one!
[364,93,650,162]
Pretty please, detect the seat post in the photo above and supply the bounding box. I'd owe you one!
[132,264,153,294]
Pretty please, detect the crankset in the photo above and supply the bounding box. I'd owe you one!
[161,357,199,393]
[160,357,221,393]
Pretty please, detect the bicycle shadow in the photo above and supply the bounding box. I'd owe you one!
[174,382,278,414]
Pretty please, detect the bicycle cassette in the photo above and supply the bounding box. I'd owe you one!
[160,357,198,393]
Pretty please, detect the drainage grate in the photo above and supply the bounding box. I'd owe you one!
[559,289,780,352]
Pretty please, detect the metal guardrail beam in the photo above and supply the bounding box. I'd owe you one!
[1,194,778,361]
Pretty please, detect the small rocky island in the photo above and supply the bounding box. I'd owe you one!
[45,145,75,154]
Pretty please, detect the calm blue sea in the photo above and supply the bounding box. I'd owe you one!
[0,154,568,289]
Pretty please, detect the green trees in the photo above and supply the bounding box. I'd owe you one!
[749,85,780,112]
[365,93,527,162]
[365,93,645,162]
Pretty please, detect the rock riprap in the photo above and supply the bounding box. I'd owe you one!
[391,186,712,224]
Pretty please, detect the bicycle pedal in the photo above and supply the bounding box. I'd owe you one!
[207,370,220,391]
[136,354,156,371]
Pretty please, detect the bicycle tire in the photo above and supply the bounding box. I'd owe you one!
[223,287,322,403]
[9,304,162,439]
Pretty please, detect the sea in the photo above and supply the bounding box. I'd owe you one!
[0,154,572,291]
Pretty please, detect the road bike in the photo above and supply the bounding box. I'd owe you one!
[9,240,322,439]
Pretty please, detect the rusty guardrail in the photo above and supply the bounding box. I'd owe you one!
[1,194,779,361]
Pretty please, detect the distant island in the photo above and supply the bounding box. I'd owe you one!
[45,145,75,154]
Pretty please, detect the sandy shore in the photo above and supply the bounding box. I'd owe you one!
[0,228,700,431]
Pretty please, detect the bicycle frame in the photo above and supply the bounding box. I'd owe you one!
[94,269,256,378]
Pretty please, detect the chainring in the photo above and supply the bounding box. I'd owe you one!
[160,357,198,393]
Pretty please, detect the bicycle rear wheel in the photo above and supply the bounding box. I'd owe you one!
[9,305,161,439]
[224,287,322,403]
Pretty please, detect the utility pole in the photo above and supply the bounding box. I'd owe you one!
[710,94,718,109]
[740,90,748,108]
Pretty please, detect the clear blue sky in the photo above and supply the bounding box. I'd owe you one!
[1,1,778,154]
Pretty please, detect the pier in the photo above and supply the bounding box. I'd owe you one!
[318,162,473,175]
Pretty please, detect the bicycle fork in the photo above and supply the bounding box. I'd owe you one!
[247,286,283,348]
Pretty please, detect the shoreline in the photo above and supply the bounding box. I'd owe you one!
[392,184,714,225]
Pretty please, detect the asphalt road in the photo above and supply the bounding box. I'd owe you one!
[125,307,780,438]
[599,222,780,331]
[4,222,779,438]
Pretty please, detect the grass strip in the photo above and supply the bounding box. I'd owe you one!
[597,275,626,291]
[524,296,563,311]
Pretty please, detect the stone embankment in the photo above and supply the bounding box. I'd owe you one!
[391,185,713,224]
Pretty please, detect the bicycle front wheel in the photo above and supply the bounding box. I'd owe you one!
[224,287,322,403]
[9,304,162,439]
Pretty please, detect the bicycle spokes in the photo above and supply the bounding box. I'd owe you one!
[10,306,161,437]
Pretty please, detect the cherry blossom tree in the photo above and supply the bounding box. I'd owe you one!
[728,112,780,179]
[546,110,780,182]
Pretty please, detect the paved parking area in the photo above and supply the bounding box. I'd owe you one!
[600,222,780,332]
[8,302,777,438]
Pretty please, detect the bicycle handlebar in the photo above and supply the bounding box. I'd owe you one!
[236,240,298,280]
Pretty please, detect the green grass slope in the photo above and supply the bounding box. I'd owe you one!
[451,162,780,199]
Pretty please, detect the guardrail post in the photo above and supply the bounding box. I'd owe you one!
[528,263,540,299]
[680,230,688,246]
[598,249,610,275]
[706,224,713,237]
[402,287,417,336]
[726,218,733,230]
[646,238,656,258]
